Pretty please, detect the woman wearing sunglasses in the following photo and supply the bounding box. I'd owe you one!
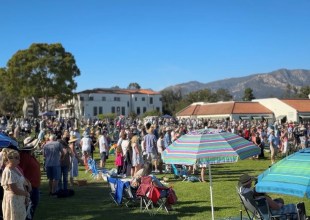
[1,148,31,220]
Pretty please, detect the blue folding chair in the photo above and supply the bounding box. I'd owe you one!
[171,164,189,181]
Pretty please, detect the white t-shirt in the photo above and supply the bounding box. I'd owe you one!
[80,137,91,152]
[99,135,108,153]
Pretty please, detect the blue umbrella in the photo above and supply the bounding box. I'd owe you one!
[256,148,310,198]
[0,133,19,150]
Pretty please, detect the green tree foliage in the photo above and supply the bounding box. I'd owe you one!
[142,109,161,118]
[297,86,310,98]
[5,43,80,111]
[127,82,141,90]
[242,88,255,101]
[160,89,183,115]
[215,88,233,101]
[161,88,233,115]
[0,68,23,115]
[97,113,116,120]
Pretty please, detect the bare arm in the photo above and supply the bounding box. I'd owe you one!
[265,196,282,210]
[8,183,30,197]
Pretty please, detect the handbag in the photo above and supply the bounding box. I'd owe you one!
[167,188,178,205]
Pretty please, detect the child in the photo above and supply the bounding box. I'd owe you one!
[115,146,123,175]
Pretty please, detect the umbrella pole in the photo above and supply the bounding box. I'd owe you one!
[209,164,215,220]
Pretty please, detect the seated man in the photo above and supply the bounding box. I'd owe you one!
[238,174,298,219]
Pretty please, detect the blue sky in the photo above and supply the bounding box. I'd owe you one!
[1,0,310,92]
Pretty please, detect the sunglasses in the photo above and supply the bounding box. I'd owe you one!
[9,156,20,160]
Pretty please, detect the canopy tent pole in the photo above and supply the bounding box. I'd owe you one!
[209,163,214,220]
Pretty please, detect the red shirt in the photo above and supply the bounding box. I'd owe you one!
[19,152,41,188]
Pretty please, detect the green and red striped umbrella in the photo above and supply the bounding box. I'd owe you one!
[162,129,260,165]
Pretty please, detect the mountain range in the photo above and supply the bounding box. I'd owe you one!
[162,69,310,100]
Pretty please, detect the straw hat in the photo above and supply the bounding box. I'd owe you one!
[68,135,78,143]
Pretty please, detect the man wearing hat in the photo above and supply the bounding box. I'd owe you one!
[238,174,298,217]
[19,137,41,220]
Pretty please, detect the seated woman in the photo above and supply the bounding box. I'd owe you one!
[131,162,174,210]
[238,174,298,219]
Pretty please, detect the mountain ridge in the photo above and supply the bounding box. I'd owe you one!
[161,68,310,100]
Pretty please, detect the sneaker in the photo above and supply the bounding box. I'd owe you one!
[154,169,160,173]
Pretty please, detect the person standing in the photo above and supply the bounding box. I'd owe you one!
[58,135,71,192]
[1,148,31,220]
[80,133,92,170]
[268,130,278,164]
[99,130,109,168]
[143,123,159,173]
[43,134,64,195]
[68,136,79,186]
[19,137,41,220]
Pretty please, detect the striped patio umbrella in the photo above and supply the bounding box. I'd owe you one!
[162,129,260,165]
[256,148,310,198]
[162,129,260,220]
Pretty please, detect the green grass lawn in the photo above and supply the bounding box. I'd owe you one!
[34,153,310,220]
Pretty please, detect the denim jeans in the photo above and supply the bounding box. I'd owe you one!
[58,165,69,191]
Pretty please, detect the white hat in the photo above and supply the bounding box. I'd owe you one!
[21,137,38,150]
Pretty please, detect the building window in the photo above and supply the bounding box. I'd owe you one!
[93,106,97,116]
[99,106,103,114]
[82,107,84,116]
[142,97,145,101]
[127,101,129,107]
[156,107,160,112]
[122,107,125,116]
[143,107,147,113]
[89,96,94,101]
[102,97,106,101]
[137,107,140,115]
[80,97,84,101]
[159,97,162,101]
[112,107,115,113]
[150,97,153,104]
[135,97,137,101]
[114,97,120,101]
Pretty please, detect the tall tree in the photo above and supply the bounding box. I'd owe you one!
[214,88,233,101]
[242,88,255,101]
[160,89,182,115]
[0,68,23,115]
[127,82,141,90]
[297,86,310,98]
[5,43,80,111]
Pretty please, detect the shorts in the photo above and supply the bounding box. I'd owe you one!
[46,166,61,180]
[100,152,107,162]
[147,152,158,161]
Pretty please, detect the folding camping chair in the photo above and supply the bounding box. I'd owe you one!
[171,164,190,181]
[87,158,100,179]
[236,188,303,220]
[107,176,137,207]
[136,176,169,214]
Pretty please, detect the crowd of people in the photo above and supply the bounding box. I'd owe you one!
[0,114,309,219]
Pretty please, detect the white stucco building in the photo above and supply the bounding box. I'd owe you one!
[55,88,162,119]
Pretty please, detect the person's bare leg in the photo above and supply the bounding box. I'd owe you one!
[201,167,206,182]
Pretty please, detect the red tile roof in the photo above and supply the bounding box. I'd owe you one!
[281,99,310,112]
[233,102,273,114]
[177,101,273,116]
